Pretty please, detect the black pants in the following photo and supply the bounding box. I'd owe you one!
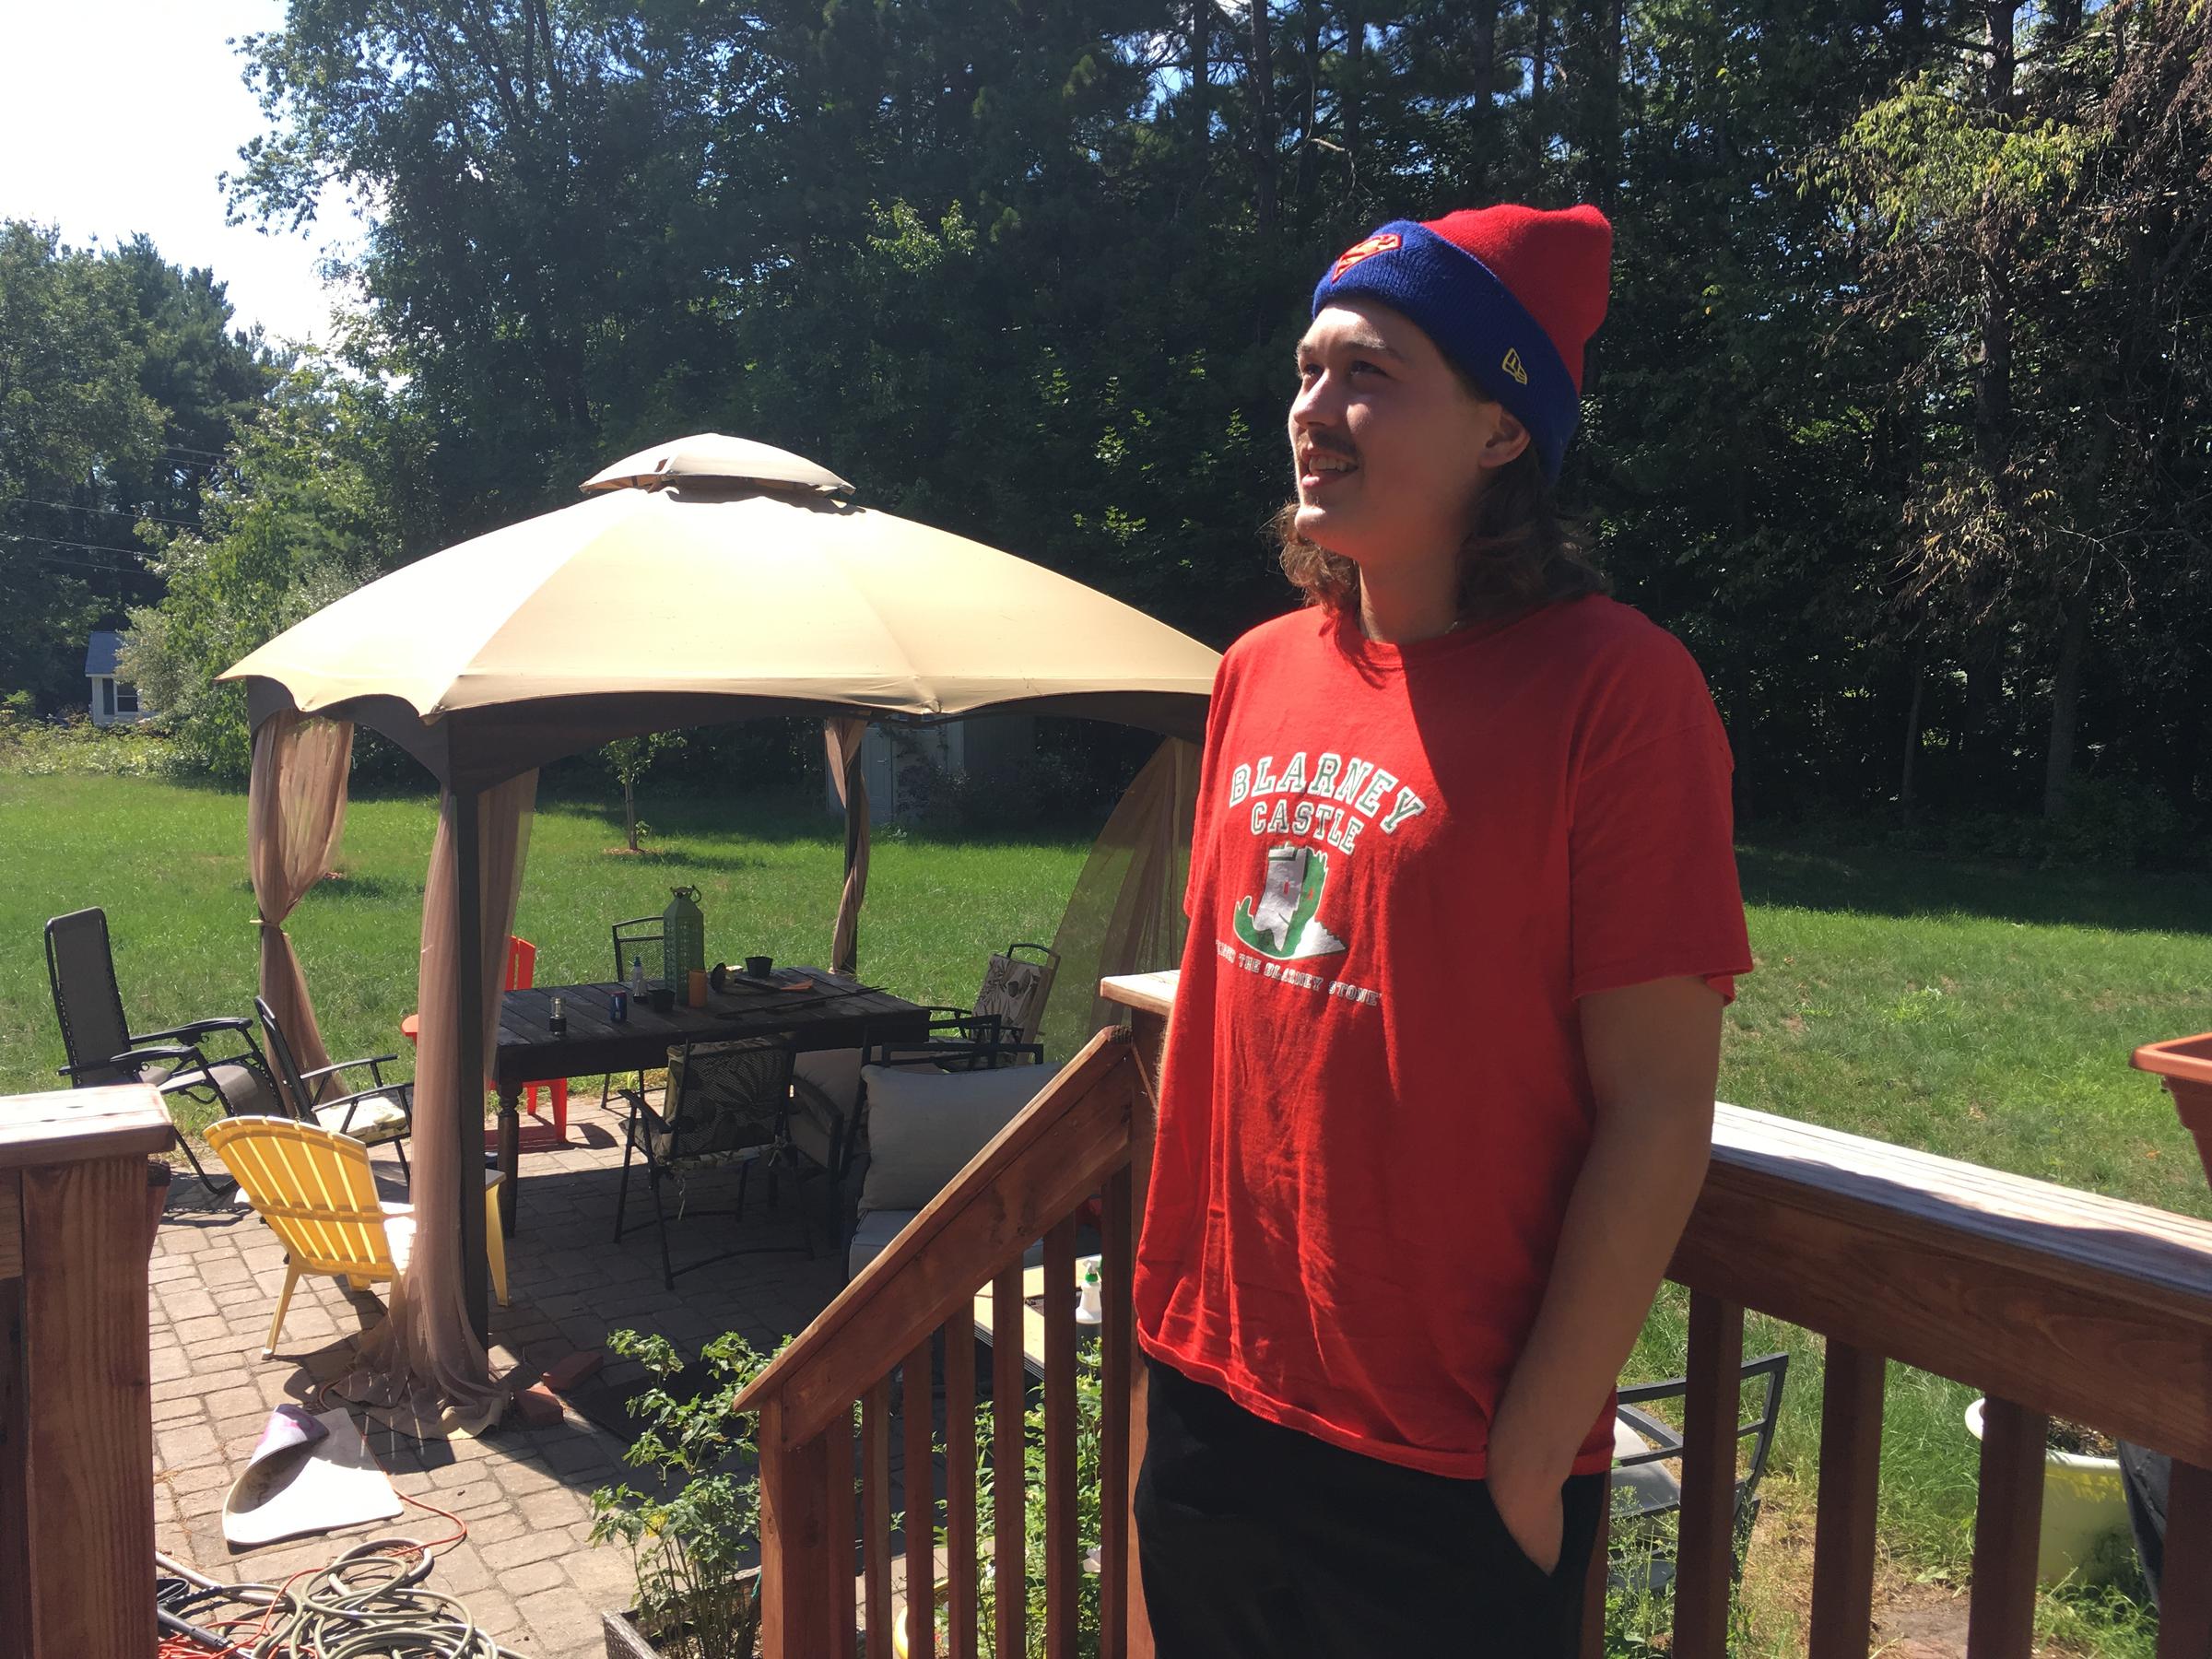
[1135,1355,1606,1658]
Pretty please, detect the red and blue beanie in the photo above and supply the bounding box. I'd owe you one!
[1312,204,1613,480]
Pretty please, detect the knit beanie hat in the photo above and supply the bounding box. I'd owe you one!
[1312,204,1613,480]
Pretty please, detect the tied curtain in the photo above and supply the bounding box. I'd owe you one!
[1037,736,1200,1062]
[345,771,537,1436]
[824,718,872,977]
[247,711,353,1105]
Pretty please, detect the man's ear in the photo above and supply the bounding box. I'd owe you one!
[1480,406,1532,471]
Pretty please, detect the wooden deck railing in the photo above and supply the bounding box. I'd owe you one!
[0,1083,169,1659]
[737,971,2212,1658]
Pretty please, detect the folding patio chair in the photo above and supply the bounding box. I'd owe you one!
[613,1034,809,1288]
[44,906,278,1190]
[916,941,1061,1065]
[1606,1350,1791,1595]
[255,996,416,1174]
[595,914,668,1117]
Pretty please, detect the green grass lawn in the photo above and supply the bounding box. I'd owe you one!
[6,772,2207,1655]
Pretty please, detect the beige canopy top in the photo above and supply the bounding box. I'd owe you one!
[224,434,1218,788]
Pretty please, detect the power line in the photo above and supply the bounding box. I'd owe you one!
[1,531,159,561]
[27,554,164,583]
[1,497,201,529]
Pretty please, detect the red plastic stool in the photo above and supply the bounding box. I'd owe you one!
[402,935,570,1148]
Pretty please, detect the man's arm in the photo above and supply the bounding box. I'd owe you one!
[1484,974,1725,1559]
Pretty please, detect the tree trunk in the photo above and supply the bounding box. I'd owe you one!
[1900,641,1929,817]
[623,776,640,851]
[2043,598,2089,819]
[1295,1,1322,226]
[1252,0,1277,234]
[1192,0,1210,157]
[1342,0,1363,184]
[1470,0,1498,104]
[1531,0,1549,162]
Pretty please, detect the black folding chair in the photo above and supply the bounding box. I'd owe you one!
[914,941,1060,1066]
[44,906,277,1191]
[1606,1350,1791,1596]
[253,996,415,1174]
[595,914,667,1117]
[614,1034,811,1289]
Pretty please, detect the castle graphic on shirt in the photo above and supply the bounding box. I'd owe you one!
[1231,844,1348,961]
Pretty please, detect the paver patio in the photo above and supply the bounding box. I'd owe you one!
[149,1090,854,1659]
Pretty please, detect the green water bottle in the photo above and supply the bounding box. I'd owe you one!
[662,885,705,991]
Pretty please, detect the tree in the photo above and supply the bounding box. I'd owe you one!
[602,732,688,852]
[122,359,435,780]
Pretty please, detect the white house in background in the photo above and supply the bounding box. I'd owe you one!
[85,630,153,726]
[822,715,1036,821]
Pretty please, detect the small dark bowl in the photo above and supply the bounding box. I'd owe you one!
[745,955,773,979]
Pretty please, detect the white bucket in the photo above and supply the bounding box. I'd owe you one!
[1964,1397,2130,1585]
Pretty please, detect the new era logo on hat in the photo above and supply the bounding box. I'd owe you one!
[1313,203,1612,479]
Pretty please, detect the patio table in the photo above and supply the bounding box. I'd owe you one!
[490,967,930,1235]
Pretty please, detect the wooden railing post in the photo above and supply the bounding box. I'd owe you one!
[1122,997,1168,1659]
[0,1084,170,1659]
[1673,1290,1746,1659]
[2160,1458,2212,1659]
[1809,1341,1885,1659]
[1965,1397,2045,1659]
[759,1397,838,1658]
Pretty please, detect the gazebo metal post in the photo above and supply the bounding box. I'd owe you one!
[453,788,491,1339]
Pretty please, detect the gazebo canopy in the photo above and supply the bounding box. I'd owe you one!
[215,434,1216,1417]
[222,433,1215,790]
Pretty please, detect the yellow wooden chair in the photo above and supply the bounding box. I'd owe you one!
[205,1117,507,1358]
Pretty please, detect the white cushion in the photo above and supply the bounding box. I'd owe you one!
[858,1062,1063,1213]
[793,1048,865,1117]
[847,1206,917,1279]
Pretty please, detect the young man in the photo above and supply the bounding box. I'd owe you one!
[1131,204,1754,1655]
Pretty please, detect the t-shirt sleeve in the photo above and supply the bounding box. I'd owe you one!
[1567,640,1753,1004]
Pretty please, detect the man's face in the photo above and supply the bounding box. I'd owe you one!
[1289,299,1528,570]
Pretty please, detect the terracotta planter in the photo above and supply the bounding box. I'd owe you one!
[2130,1032,2212,1188]
[1965,1398,2129,1585]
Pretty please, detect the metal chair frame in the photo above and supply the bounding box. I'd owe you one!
[43,906,277,1192]
[613,1033,815,1288]
[1606,1349,1791,1595]
[596,915,669,1118]
[254,995,415,1176]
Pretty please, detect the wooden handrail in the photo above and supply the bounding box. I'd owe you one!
[1679,1102,2212,1464]
[735,1026,1143,1448]
[747,966,2212,1659]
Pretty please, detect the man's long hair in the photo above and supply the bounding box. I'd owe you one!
[1275,441,1609,624]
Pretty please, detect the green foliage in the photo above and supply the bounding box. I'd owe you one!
[7,0,2199,865]
[589,1328,780,1659]
[0,223,276,711]
[120,359,435,781]
[0,707,177,778]
[604,732,690,850]
[952,1345,1106,1657]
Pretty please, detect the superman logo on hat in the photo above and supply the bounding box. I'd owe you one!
[1329,231,1402,283]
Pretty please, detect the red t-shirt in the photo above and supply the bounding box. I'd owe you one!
[1134,594,1754,1479]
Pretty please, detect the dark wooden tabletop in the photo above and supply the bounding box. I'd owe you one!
[492,967,932,1087]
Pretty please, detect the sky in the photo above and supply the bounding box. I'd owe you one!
[0,0,368,348]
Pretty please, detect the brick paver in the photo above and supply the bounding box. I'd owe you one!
[149,1091,850,1659]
